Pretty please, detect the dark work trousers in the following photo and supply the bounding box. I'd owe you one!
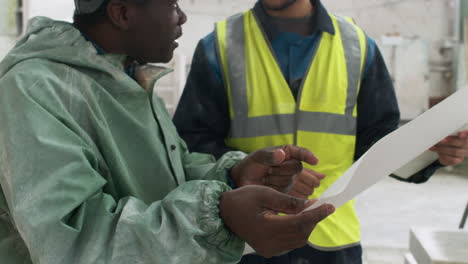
[238,244,362,264]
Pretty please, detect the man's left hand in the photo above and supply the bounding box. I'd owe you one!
[231,145,319,193]
[288,168,325,199]
[430,130,468,166]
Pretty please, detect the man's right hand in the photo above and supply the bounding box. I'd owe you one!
[220,185,335,258]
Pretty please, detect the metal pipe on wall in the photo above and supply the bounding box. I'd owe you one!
[452,0,463,91]
[454,0,461,42]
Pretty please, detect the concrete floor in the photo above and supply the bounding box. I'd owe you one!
[356,162,468,264]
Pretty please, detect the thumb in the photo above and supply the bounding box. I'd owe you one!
[251,147,286,166]
[262,188,309,214]
[301,203,335,225]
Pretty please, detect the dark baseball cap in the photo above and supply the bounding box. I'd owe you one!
[74,0,106,14]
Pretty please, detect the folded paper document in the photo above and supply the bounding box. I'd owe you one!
[305,88,468,212]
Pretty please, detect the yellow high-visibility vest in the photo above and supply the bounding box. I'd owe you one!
[216,10,367,250]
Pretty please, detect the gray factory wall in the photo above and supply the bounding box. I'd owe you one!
[0,0,17,60]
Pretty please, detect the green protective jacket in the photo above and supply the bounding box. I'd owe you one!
[0,17,246,264]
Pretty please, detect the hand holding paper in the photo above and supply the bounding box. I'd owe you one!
[430,130,468,166]
[304,88,468,212]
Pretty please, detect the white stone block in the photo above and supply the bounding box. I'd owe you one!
[409,228,468,264]
[404,253,418,264]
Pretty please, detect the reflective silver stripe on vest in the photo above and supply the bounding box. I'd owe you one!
[335,16,363,116]
[308,241,362,252]
[225,13,248,119]
[230,112,356,138]
[223,13,362,138]
[231,114,295,138]
[297,112,356,135]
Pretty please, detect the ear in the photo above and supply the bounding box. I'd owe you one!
[106,1,131,30]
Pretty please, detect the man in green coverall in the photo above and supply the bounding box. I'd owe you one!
[0,0,335,263]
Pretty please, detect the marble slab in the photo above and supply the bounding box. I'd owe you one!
[410,228,468,264]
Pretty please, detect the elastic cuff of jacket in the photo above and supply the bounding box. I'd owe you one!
[218,151,247,187]
[199,182,233,246]
[199,182,245,259]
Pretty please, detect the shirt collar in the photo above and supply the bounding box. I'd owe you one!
[253,0,335,37]
[309,0,335,35]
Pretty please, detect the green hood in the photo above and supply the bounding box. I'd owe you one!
[0,17,126,79]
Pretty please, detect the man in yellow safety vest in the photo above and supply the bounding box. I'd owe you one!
[174,0,468,263]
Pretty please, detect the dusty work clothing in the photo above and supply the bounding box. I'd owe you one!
[174,0,442,263]
[0,17,246,264]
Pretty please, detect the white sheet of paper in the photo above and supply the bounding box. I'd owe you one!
[392,150,438,179]
[304,88,468,212]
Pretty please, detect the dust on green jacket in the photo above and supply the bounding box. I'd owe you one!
[0,17,246,264]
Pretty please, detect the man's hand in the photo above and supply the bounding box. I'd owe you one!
[231,145,319,193]
[220,185,335,258]
[430,130,468,166]
[288,168,325,199]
